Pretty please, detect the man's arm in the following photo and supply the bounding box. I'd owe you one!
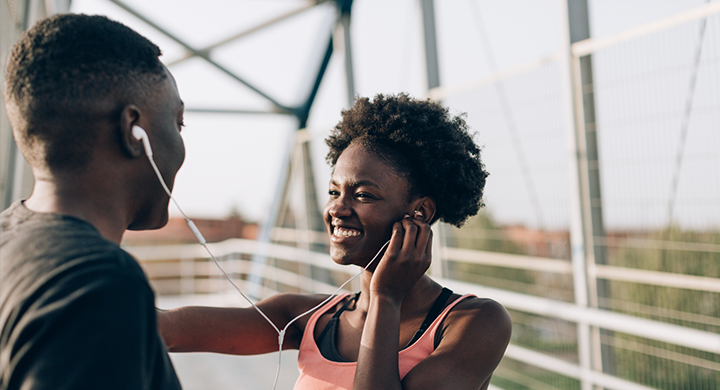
[157,293,326,354]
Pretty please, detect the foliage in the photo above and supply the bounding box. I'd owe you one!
[604,228,720,389]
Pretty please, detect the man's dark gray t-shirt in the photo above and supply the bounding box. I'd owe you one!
[0,201,182,390]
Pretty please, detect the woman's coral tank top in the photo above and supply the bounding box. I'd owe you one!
[293,292,473,390]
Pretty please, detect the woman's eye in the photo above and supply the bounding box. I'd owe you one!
[328,190,339,197]
[356,192,373,200]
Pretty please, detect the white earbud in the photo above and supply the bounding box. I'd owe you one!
[132,125,153,157]
[131,125,205,245]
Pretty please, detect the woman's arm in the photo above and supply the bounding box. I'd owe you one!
[402,298,512,390]
[353,215,433,390]
[157,293,325,354]
[352,215,512,390]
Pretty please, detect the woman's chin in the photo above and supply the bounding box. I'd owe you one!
[329,248,354,266]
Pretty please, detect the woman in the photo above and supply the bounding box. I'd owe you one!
[159,94,512,390]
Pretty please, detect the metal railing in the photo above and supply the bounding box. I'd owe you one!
[128,231,720,390]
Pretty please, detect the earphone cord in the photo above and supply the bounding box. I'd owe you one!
[145,153,390,390]
[147,155,280,329]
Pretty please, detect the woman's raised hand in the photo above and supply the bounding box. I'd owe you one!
[370,212,433,303]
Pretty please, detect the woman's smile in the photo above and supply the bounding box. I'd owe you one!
[332,226,362,238]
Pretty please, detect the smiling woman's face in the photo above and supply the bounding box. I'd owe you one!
[323,143,412,267]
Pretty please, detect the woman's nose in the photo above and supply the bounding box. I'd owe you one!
[327,197,352,218]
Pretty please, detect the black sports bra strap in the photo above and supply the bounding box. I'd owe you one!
[331,292,360,319]
[317,292,360,362]
[404,287,454,349]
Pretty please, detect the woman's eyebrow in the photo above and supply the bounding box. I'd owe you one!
[329,179,380,189]
[352,180,380,188]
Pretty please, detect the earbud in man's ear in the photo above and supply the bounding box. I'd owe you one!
[132,126,153,157]
[413,210,425,221]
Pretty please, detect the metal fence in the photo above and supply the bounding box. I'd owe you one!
[435,2,720,389]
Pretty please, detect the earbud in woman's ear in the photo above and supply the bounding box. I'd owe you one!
[413,210,425,221]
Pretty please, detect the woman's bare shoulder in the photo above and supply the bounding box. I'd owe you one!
[406,296,512,389]
[453,295,510,315]
[440,295,512,345]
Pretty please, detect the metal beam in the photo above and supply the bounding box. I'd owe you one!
[248,6,337,297]
[420,0,440,90]
[184,108,287,115]
[335,0,355,107]
[44,0,72,14]
[567,0,609,384]
[571,1,720,56]
[247,126,297,299]
[107,0,293,115]
[429,52,562,101]
[295,32,334,128]
[165,3,322,67]
[558,1,591,388]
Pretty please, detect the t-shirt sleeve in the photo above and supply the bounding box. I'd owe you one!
[6,269,172,390]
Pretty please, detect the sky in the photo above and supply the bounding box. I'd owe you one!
[68,0,717,231]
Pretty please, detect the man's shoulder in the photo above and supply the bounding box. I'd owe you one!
[1,203,151,327]
[1,202,144,281]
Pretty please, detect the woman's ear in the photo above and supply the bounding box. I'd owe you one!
[119,105,144,158]
[410,197,436,223]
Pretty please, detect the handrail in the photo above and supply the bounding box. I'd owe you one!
[125,239,720,355]
[571,1,720,56]
[436,278,720,355]
[504,344,656,390]
[127,239,720,293]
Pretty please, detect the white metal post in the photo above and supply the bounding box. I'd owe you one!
[559,1,593,389]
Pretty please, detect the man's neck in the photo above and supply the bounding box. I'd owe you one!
[25,176,130,245]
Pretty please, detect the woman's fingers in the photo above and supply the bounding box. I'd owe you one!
[388,213,432,258]
[381,213,432,264]
[424,228,433,258]
[401,215,419,250]
[412,212,432,253]
[382,219,405,260]
[371,214,433,301]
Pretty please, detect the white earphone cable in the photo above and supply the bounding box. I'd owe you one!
[143,149,390,390]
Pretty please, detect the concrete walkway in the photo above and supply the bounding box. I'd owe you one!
[158,294,301,390]
[170,351,300,390]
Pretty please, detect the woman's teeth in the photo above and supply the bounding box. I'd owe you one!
[333,227,361,237]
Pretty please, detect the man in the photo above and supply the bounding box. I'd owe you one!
[1,14,184,389]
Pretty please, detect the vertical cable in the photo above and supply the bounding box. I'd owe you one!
[466,0,545,229]
[664,15,708,229]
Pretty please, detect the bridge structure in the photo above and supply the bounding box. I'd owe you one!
[2,1,720,389]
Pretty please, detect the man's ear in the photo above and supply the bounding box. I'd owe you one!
[410,197,437,224]
[119,105,144,158]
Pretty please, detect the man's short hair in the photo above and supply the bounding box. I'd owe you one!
[4,14,166,171]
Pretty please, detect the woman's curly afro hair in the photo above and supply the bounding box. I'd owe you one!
[326,93,488,227]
